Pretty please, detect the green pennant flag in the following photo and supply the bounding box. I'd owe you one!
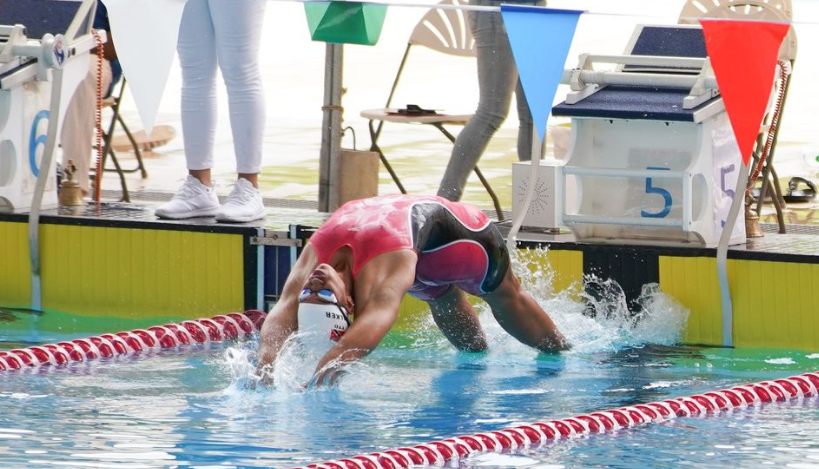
[304,1,388,46]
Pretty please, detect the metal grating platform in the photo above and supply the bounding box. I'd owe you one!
[760,222,819,236]
[102,189,319,210]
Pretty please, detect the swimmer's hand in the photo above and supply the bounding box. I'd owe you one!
[303,366,347,390]
[247,363,275,389]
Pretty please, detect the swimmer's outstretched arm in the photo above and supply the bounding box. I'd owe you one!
[256,247,319,383]
[308,251,417,387]
[256,300,297,384]
[307,303,399,387]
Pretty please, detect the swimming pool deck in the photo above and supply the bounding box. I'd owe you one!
[0,194,817,351]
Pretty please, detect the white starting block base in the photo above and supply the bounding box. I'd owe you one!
[0,52,88,213]
[560,114,745,247]
[512,113,747,247]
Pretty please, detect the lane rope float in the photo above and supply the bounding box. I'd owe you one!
[293,371,819,469]
[0,310,267,371]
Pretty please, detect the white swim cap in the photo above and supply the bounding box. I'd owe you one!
[297,302,350,342]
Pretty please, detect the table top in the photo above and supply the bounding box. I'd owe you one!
[360,108,472,125]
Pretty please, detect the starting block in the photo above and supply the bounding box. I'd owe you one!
[514,24,746,247]
[0,0,97,212]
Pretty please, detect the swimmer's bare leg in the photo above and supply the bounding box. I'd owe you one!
[483,267,568,352]
[428,287,488,352]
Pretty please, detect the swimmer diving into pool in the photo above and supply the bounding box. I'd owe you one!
[256,194,567,387]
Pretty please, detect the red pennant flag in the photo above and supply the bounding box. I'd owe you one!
[700,19,789,166]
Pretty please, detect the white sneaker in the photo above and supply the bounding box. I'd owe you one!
[216,178,265,223]
[155,175,220,219]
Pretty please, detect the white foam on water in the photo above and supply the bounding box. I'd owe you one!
[68,451,175,460]
[27,461,153,468]
[489,389,549,395]
[645,380,695,390]
[765,358,797,365]
[6,393,48,400]
[467,452,541,467]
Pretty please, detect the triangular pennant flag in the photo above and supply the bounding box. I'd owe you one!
[304,1,388,46]
[700,19,789,166]
[501,6,582,142]
[102,0,189,136]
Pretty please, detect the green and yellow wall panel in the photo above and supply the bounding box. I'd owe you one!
[0,221,31,308]
[658,255,724,347]
[39,224,245,319]
[730,259,819,349]
[0,216,258,332]
[660,256,819,350]
[6,210,819,349]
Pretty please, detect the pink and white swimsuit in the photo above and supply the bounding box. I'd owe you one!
[308,195,509,300]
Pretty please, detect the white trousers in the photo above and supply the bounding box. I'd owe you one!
[60,55,113,194]
[177,0,267,175]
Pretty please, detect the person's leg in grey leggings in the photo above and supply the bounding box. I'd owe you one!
[437,0,534,201]
[515,81,533,163]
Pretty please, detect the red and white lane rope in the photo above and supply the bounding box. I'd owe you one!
[294,371,819,469]
[0,310,267,372]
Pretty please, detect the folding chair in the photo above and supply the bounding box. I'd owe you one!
[100,77,148,202]
[679,0,798,233]
[359,0,505,220]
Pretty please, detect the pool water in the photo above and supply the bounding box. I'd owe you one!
[2,337,819,469]
[2,304,819,468]
[1,254,818,469]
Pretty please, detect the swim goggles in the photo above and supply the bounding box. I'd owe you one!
[298,288,351,325]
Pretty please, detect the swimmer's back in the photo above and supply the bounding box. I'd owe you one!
[308,195,490,277]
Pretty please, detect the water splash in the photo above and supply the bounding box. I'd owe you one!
[223,329,353,395]
[222,343,258,396]
[511,247,560,302]
[510,246,689,354]
[225,246,690,391]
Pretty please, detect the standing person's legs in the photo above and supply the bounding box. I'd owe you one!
[437,0,519,201]
[155,0,220,219]
[208,0,267,223]
[60,65,95,195]
[60,55,113,196]
[178,0,218,184]
[209,0,266,187]
[515,80,534,162]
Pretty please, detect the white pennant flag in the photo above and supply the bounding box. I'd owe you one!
[102,0,188,136]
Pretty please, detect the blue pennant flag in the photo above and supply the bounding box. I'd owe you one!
[501,5,583,142]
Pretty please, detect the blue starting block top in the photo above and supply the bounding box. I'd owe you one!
[0,0,87,39]
[552,85,720,123]
[553,25,717,123]
[629,26,707,62]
